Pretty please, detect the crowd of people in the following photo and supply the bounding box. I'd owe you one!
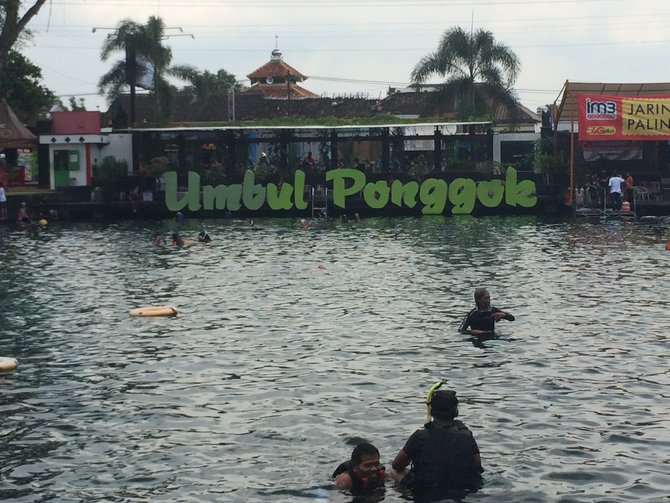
[575,170,635,211]
[0,193,60,226]
[332,288,514,499]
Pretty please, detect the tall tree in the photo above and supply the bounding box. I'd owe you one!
[98,15,195,124]
[68,96,86,111]
[178,68,241,103]
[0,0,49,98]
[4,50,55,119]
[411,27,520,118]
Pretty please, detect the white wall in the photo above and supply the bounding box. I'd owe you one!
[44,134,134,189]
[93,134,133,175]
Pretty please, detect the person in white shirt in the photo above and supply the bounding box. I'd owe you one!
[0,182,7,220]
[608,172,626,210]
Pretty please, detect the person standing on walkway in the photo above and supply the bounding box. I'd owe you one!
[625,172,634,203]
[0,182,7,220]
[608,172,626,210]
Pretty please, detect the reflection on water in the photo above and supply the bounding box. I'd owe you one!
[1,216,669,502]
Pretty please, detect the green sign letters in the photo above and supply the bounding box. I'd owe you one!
[164,167,536,215]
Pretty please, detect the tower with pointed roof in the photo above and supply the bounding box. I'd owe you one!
[242,48,318,99]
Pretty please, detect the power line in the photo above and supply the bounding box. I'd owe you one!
[45,0,633,5]
[32,11,670,33]
[30,35,670,52]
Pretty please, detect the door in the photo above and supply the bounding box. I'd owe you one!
[53,149,79,188]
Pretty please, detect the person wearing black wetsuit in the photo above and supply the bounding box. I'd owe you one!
[390,390,483,496]
[459,288,514,335]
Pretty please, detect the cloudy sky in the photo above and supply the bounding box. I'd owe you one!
[17,0,670,114]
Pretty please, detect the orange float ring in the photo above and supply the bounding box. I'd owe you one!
[129,306,178,317]
[0,357,18,371]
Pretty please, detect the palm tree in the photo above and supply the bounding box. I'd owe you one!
[98,16,195,124]
[411,27,520,118]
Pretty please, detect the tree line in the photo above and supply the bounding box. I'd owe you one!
[0,2,521,123]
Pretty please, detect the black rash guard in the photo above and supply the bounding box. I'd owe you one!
[459,307,514,333]
[400,420,483,490]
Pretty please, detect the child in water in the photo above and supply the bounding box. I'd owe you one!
[171,232,185,246]
[332,442,385,494]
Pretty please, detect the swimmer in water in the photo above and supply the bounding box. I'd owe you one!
[459,288,514,336]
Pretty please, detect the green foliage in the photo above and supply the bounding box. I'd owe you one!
[178,69,241,98]
[0,1,49,98]
[140,156,172,177]
[3,51,55,120]
[181,114,427,128]
[68,97,86,111]
[533,152,560,173]
[251,160,273,182]
[531,137,565,184]
[94,156,128,201]
[98,15,195,124]
[411,26,520,119]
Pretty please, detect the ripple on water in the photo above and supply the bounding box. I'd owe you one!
[0,217,669,502]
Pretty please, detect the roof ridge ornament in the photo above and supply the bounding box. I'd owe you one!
[271,35,282,61]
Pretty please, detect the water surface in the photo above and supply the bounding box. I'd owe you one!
[1,216,669,502]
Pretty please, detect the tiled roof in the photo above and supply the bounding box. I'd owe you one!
[240,83,318,99]
[247,60,307,81]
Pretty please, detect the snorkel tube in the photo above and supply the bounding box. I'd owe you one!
[426,380,445,420]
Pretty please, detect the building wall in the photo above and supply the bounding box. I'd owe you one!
[493,132,539,165]
[43,134,134,189]
[95,134,133,175]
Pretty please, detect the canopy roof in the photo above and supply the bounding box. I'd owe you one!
[0,99,37,148]
[553,81,670,127]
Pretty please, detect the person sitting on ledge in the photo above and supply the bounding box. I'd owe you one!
[459,288,514,336]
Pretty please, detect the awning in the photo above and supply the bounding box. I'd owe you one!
[0,99,37,148]
[553,81,670,127]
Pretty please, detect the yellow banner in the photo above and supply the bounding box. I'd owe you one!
[621,98,670,136]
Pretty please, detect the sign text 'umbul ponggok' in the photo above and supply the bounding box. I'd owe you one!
[164,167,537,215]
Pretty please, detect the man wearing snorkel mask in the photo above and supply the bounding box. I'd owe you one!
[390,389,483,492]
